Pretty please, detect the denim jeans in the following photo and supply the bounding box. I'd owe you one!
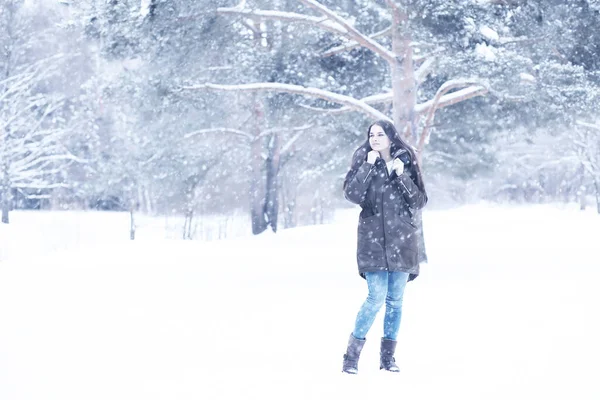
[352,271,409,341]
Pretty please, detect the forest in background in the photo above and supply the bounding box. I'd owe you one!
[1,0,599,235]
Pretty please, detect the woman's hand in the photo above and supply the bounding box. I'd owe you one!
[366,151,380,164]
[392,158,404,175]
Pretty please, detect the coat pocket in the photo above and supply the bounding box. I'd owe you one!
[357,215,384,263]
[397,214,417,230]
[392,213,418,249]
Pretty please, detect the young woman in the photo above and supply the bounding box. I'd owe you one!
[341,120,428,374]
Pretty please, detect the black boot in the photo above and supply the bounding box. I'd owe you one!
[342,334,366,374]
[380,338,400,372]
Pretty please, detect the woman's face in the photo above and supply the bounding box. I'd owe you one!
[369,124,390,152]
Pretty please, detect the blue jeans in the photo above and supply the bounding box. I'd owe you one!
[352,271,409,341]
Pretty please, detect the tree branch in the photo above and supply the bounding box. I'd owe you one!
[259,123,313,139]
[576,120,600,131]
[180,82,391,122]
[415,56,436,83]
[322,26,391,57]
[299,91,393,115]
[384,0,402,15]
[12,153,85,174]
[413,47,446,64]
[417,81,488,153]
[415,84,488,115]
[281,129,307,155]
[12,182,69,190]
[298,0,396,64]
[216,7,347,35]
[183,128,253,141]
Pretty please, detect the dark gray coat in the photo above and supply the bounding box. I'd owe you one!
[344,150,427,279]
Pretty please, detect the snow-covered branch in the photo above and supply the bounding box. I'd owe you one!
[0,98,44,131]
[11,182,69,190]
[218,2,395,63]
[384,0,402,15]
[216,7,347,36]
[574,121,600,174]
[0,71,38,104]
[299,91,393,115]
[417,80,488,152]
[183,128,253,141]
[281,129,307,155]
[0,53,64,99]
[415,84,488,115]
[415,57,436,83]
[13,168,66,181]
[413,47,446,64]
[576,120,600,131]
[12,153,85,174]
[322,26,391,57]
[180,82,391,122]
[259,123,314,139]
[302,83,487,118]
[24,101,64,138]
[298,0,396,64]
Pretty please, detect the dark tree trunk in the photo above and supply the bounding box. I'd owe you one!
[1,170,10,225]
[264,132,281,232]
[594,177,600,214]
[250,97,268,235]
[183,211,193,240]
[1,193,9,224]
[183,170,208,240]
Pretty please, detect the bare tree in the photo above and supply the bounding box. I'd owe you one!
[0,2,83,224]
[575,121,600,213]
[180,0,487,249]
[184,0,488,154]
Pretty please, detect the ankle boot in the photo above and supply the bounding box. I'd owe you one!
[342,334,366,374]
[380,338,400,372]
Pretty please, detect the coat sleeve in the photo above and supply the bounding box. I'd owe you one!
[395,171,428,210]
[343,162,375,205]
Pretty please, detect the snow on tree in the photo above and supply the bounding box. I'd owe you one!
[0,0,85,224]
[4,0,599,230]
[180,0,504,235]
[574,121,600,213]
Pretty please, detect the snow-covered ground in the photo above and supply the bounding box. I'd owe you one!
[0,204,599,400]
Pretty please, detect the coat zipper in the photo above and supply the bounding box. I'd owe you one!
[399,179,411,195]
[362,165,375,183]
[381,182,389,269]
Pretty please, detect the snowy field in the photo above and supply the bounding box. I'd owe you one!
[0,204,599,400]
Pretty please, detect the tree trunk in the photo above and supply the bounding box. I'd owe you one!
[130,209,136,240]
[281,173,297,229]
[594,177,600,214]
[250,96,268,234]
[312,190,324,225]
[264,132,281,232]
[183,175,201,240]
[1,166,10,224]
[1,124,9,223]
[578,164,586,210]
[1,192,9,224]
[390,4,416,143]
[144,186,153,215]
[579,186,587,210]
[183,211,193,240]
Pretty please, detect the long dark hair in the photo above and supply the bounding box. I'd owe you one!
[343,120,427,195]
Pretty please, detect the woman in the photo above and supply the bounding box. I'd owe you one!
[342,120,428,374]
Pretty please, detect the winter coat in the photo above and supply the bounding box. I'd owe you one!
[344,148,428,280]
